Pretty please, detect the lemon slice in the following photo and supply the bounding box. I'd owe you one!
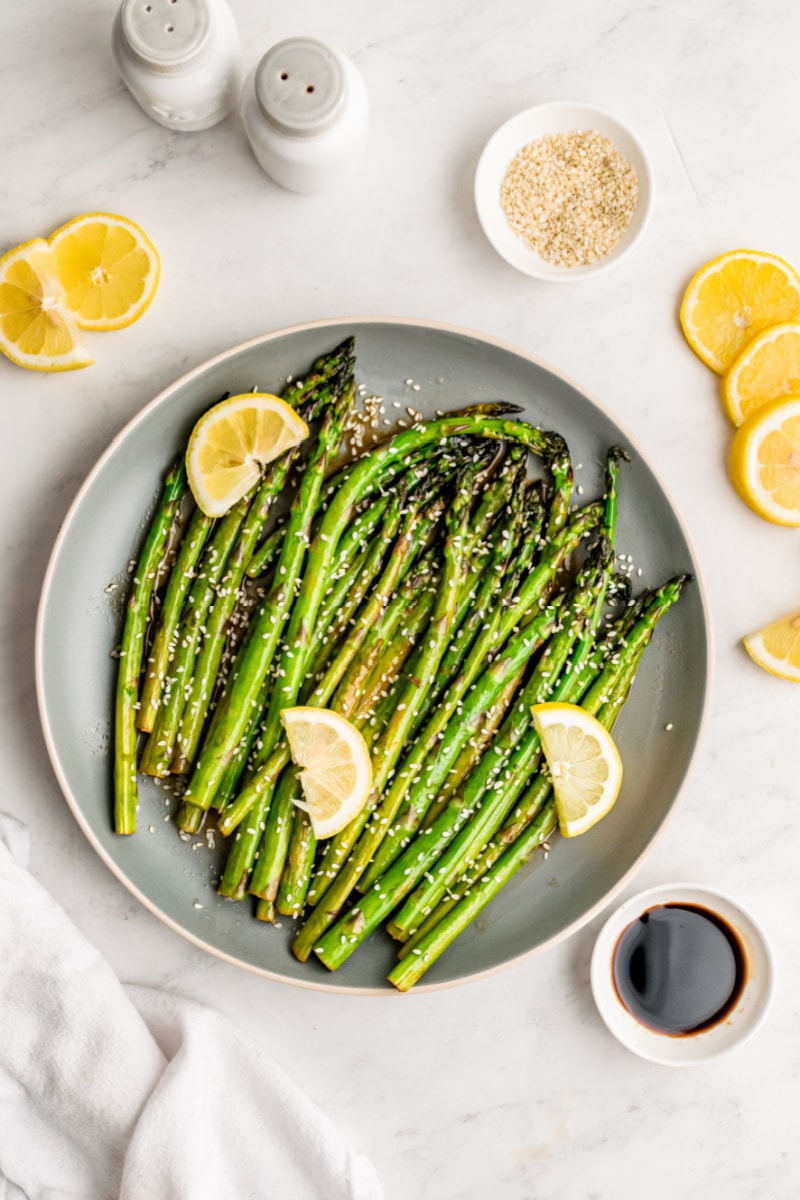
[0,238,93,371]
[531,702,623,837]
[743,609,800,681]
[186,393,309,517]
[680,249,800,374]
[280,707,374,839]
[48,212,160,331]
[723,322,800,425]
[729,394,800,526]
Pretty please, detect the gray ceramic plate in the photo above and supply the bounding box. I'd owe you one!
[35,317,710,994]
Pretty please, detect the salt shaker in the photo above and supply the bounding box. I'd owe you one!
[112,0,243,132]
[240,37,369,193]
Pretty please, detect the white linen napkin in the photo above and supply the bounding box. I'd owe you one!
[0,814,382,1200]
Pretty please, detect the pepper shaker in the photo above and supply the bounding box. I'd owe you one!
[240,37,369,193]
[112,0,243,132]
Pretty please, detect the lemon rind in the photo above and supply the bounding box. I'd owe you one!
[729,394,800,526]
[0,237,94,372]
[742,631,800,682]
[186,393,309,518]
[530,701,623,838]
[47,211,161,332]
[722,320,800,426]
[280,706,373,840]
[680,249,800,374]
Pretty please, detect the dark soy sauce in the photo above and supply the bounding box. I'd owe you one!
[612,903,746,1036]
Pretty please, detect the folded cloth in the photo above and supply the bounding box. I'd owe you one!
[0,815,382,1200]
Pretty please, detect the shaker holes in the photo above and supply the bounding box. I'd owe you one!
[277,74,316,93]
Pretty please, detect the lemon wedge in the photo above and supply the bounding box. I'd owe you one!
[743,609,800,682]
[0,238,93,371]
[680,249,800,374]
[729,394,800,526]
[48,212,160,331]
[186,393,309,517]
[280,707,374,839]
[531,702,623,837]
[723,322,800,425]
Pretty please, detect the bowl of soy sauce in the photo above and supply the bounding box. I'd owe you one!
[590,883,774,1065]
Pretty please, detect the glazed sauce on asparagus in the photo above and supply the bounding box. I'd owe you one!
[612,903,746,1035]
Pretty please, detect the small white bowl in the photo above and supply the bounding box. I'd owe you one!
[474,101,654,281]
[590,883,774,1066]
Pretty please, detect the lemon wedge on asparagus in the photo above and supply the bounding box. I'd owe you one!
[186,393,309,517]
[280,707,373,839]
[531,702,623,837]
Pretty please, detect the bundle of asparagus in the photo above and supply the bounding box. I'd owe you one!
[113,336,690,989]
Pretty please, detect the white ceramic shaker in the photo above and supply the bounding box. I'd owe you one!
[240,37,369,193]
[112,0,243,131]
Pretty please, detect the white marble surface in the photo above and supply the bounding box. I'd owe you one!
[1,0,798,1196]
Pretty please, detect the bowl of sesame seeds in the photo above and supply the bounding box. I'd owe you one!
[474,101,654,280]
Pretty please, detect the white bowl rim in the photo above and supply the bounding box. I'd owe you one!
[590,881,774,1064]
[474,99,655,282]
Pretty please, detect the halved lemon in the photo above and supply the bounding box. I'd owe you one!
[723,322,800,426]
[48,212,159,331]
[186,393,309,517]
[743,610,800,681]
[729,394,800,526]
[531,702,623,837]
[0,238,93,371]
[680,249,800,374]
[280,707,373,839]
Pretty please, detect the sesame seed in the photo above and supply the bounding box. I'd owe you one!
[500,130,639,267]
